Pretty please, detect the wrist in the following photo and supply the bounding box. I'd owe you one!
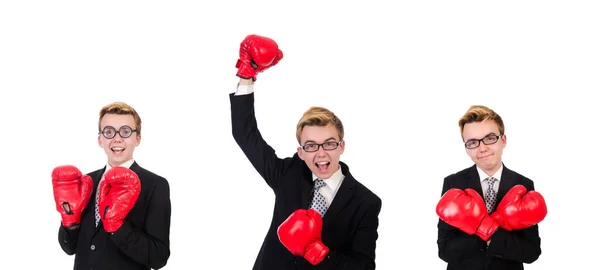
[238,78,253,85]
[61,213,82,228]
[103,220,123,233]
[304,241,329,265]
[66,224,80,230]
[476,216,500,241]
[490,212,512,231]
[236,63,257,81]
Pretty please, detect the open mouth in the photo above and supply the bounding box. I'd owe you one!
[315,161,330,173]
[111,147,125,154]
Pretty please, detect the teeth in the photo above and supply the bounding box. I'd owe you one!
[317,162,329,165]
[112,147,124,151]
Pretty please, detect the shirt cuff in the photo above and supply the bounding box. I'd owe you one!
[235,84,254,96]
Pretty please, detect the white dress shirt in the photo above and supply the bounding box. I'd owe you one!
[312,166,345,208]
[235,84,254,96]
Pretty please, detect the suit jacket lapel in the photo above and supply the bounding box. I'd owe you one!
[89,166,106,235]
[323,162,355,220]
[300,163,314,209]
[466,165,484,198]
[495,164,517,210]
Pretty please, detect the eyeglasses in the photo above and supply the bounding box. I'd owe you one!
[99,125,139,139]
[464,134,501,149]
[301,141,342,152]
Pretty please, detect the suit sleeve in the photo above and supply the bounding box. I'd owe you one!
[316,198,382,270]
[230,92,294,189]
[437,177,485,262]
[485,181,542,263]
[109,179,171,269]
[58,224,79,255]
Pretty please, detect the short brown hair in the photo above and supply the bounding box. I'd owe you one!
[296,106,344,144]
[98,102,142,134]
[458,105,504,136]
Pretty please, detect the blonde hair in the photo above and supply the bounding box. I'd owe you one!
[98,102,142,134]
[296,106,344,144]
[458,105,504,136]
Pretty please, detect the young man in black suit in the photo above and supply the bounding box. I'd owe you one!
[230,34,382,270]
[52,101,171,270]
[436,105,547,270]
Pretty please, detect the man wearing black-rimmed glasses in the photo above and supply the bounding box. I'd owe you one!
[52,101,171,270]
[229,34,382,270]
[436,105,547,270]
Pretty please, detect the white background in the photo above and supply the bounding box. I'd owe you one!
[1,0,599,269]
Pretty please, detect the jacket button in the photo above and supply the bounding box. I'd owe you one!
[90,245,95,250]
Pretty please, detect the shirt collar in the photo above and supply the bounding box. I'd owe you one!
[104,159,135,174]
[477,163,503,183]
[312,165,344,189]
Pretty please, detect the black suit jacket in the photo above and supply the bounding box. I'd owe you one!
[58,162,171,270]
[437,164,542,270]
[230,93,382,270]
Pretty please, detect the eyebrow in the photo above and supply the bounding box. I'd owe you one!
[304,137,337,144]
[466,132,497,141]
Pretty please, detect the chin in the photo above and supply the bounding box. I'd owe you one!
[316,171,333,179]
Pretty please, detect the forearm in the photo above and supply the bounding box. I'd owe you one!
[437,221,485,262]
[315,249,375,270]
[315,201,380,269]
[238,78,253,86]
[229,87,287,187]
[58,224,80,255]
[110,221,170,269]
[486,226,541,263]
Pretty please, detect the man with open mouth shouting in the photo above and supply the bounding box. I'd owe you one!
[230,34,382,270]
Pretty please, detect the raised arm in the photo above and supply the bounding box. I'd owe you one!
[230,34,289,189]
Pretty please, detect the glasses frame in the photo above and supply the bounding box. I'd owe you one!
[99,125,139,139]
[301,141,342,153]
[464,134,502,149]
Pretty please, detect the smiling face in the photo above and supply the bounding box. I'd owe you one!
[297,124,345,179]
[96,102,142,168]
[98,113,140,167]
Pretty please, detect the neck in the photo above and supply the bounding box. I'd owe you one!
[482,164,501,177]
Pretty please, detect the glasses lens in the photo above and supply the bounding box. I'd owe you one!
[465,140,479,149]
[102,126,116,139]
[323,142,338,150]
[303,144,318,152]
[119,126,133,138]
[483,135,498,145]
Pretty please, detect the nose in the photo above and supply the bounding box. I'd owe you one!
[112,134,124,142]
[315,146,328,156]
[478,143,489,152]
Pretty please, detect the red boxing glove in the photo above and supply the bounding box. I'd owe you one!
[52,165,93,227]
[491,185,547,230]
[277,209,329,265]
[436,188,499,241]
[235,34,283,81]
[98,167,141,233]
